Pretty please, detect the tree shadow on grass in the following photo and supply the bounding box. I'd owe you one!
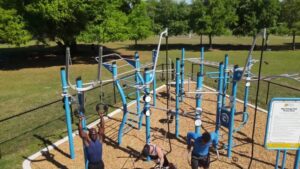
[22,134,69,169]
[0,44,134,70]
[125,42,300,52]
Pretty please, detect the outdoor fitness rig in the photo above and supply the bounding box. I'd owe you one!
[170,46,257,158]
[60,29,170,161]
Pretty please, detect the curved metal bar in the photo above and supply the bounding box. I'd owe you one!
[146,28,168,85]
[240,28,266,79]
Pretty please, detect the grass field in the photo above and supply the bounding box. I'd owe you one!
[0,35,299,168]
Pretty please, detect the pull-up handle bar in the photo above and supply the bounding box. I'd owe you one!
[146,28,168,85]
[65,47,114,92]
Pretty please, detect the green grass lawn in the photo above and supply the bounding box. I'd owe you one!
[0,35,299,168]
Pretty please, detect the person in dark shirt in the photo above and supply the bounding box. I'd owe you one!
[79,110,105,169]
[186,132,218,169]
[136,143,170,169]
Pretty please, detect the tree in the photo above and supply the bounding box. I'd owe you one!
[24,0,92,46]
[190,0,237,49]
[147,0,190,36]
[168,1,190,36]
[78,0,129,44]
[233,0,280,37]
[128,2,153,46]
[280,0,300,50]
[0,7,31,46]
[189,0,207,46]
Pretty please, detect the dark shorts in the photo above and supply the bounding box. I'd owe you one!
[150,155,170,167]
[191,154,210,169]
[88,160,104,169]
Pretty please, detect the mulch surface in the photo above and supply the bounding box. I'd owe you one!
[30,84,296,169]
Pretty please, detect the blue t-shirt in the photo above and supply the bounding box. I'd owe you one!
[86,139,103,163]
[187,132,218,157]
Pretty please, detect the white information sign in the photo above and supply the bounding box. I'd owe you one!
[265,98,300,150]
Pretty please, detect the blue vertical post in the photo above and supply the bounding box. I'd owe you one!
[222,54,229,107]
[281,150,287,169]
[144,68,151,161]
[180,48,185,102]
[113,62,128,145]
[227,65,239,158]
[195,72,202,134]
[215,62,224,141]
[152,50,157,107]
[243,55,251,121]
[60,68,75,159]
[200,47,204,76]
[135,52,141,129]
[195,47,205,134]
[175,58,181,138]
[294,149,300,169]
[76,77,88,168]
[275,150,281,169]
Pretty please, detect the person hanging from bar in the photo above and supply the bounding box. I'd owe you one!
[78,106,105,169]
[135,143,174,169]
[186,132,218,169]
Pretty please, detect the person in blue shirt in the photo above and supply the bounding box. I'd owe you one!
[79,110,105,169]
[186,132,218,169]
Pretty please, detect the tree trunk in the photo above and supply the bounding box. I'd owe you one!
[209,34,212,50]
[265,33,269,50]
[292,31,296,50]
[135,39,137,49]
[200,34,203,47]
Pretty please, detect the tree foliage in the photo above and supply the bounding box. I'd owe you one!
[78,0,129,44]
[0,7,31,46]
[128,1,153,45]
[280,0,300,50]
[190,0,237,48]
[24,0,92,45]
[233,0,280,36]
[147,0,190,36]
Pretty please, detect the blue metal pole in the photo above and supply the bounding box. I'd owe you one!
[144,68,151,161]
[228,65,239,158]
[195,72,202,134]
[152,50,157,107]
[195,47,204,134]
[222,54,229,107]
[112,62,128,145]
[134,52,141,129]
[294,149,300,169]
[243,55,252,121]
[281,150,287,169]
[180,48,185,102]
[60,68,75,159]
[275,150,280,169]
[215,62,224,141]
[200,47,204,73]
[175,58,181,138]
[76,77,88,168]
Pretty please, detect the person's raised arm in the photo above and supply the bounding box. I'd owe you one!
[156,146,165,169]
[78,116,89,140]
[187,132,197,151]
[97,111,105,142]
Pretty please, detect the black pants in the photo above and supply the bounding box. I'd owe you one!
[151,155,170,167]
[191,154,210,169]
[88,160,104,169]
